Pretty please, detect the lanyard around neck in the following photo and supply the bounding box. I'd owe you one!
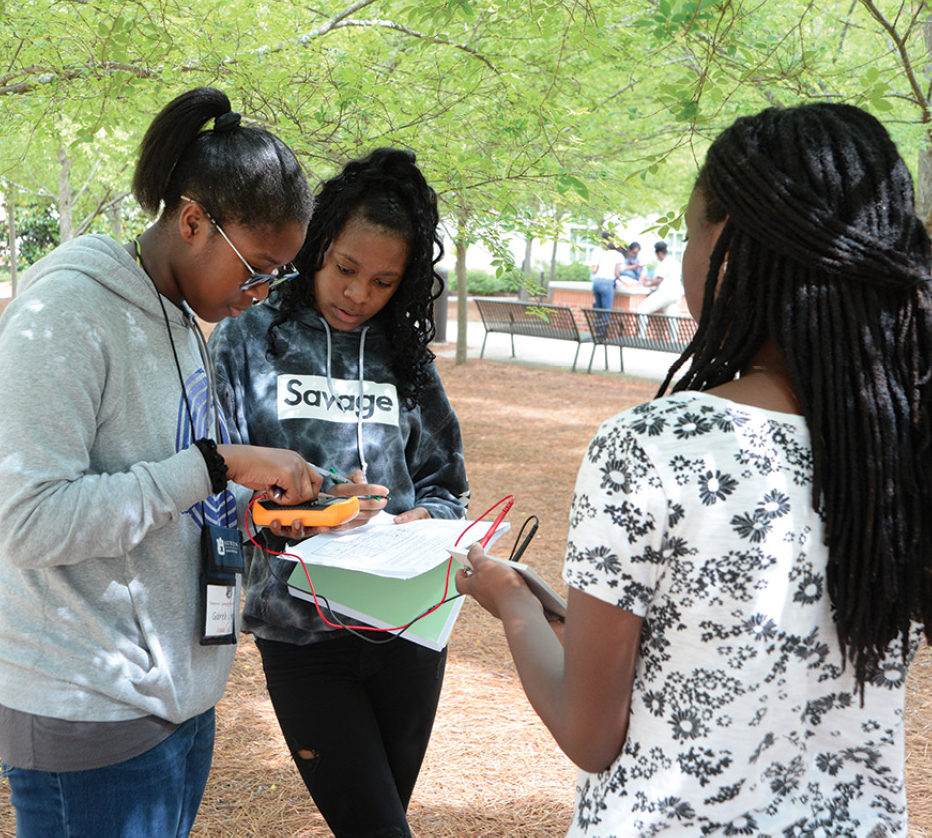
[133,239,201,441]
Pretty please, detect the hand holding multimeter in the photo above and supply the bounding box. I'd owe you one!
[251,463,389,535]
[322,466,393,529]
[252,494,361,530]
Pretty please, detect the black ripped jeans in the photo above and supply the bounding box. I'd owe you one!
[256,634,447,838]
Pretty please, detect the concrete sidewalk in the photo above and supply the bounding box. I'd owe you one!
[432,317,682,384]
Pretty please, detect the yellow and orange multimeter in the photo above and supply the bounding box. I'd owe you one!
[252,495,360,529]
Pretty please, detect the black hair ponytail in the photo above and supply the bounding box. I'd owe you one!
[132,87,312,231]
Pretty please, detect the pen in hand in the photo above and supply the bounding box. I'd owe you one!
[308,463,351,485]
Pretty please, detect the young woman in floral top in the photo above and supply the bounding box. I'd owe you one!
[457,103,932,837]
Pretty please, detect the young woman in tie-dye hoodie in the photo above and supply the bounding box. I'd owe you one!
[211,147,469,838]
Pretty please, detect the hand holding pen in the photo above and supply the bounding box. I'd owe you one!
[317,467,391,529]
[308,463,431,527]
[307,463,387,499]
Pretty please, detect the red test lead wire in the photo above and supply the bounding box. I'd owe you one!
[453,494,514,550]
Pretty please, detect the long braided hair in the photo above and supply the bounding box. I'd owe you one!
[268,147,443,407]
[660,103,932,687]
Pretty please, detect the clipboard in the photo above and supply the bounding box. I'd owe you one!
[449,545,567,620]
[287,559,462,651]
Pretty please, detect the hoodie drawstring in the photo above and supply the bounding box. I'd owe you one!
[190,313,222,441]
[357,327,369,476]
[321,317,369,478]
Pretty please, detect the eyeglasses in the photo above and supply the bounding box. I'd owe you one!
[180,195,299,291]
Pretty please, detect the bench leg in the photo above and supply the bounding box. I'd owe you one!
[510,333,515,358]
[587,344,613,374]
[572,343,582,372]
[480,332,489,359]
[619,345,625,373]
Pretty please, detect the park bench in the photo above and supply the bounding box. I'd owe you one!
[581,308,697,373]
[474,297,591,372]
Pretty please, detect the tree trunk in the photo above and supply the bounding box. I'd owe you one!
[917,149,932,233]
[455,232,469,365]
[57,146,75,242]
[918,16,932,232]
[107,197,123,240]
[5,185,18,298]
[549,206,563,291]
[518,234,533,300]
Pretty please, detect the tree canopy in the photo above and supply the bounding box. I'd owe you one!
[2,1,931,299]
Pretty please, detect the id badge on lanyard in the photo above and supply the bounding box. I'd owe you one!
[200,523,244,645]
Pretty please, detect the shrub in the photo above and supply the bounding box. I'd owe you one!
[443,269,517,296]
[443,262,593,295]
[550,261,591,283]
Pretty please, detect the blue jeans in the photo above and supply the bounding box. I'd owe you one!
[592,278,616,310]
[2,708,215,838]
[257,634,447,838]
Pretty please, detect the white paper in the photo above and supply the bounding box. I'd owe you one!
[285,513,511,579]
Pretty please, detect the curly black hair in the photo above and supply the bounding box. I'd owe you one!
[268,147,443,408]
[660,103,932,688]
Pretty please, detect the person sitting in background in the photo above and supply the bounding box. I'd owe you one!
[637,239,683,314]
[618,241,645,286]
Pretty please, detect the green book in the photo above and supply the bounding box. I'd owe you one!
[287,558,464,651]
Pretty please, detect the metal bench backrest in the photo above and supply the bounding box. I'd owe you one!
[582,309,696,352]
[476,299,580,340]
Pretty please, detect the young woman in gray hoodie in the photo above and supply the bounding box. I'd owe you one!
[0,87,321,838]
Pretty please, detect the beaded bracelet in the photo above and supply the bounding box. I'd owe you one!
[194,438,228,495]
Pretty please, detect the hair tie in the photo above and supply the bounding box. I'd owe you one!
[214,111,241,133]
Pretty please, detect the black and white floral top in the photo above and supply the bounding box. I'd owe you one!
[563,392,918,838]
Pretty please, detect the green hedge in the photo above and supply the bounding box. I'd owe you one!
[551,261,591,282]
[443,262,590,295]
[443,269,514,296]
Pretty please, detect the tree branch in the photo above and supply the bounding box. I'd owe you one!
[0,63,156,96]
[74,186,131,238]
[0,1,497,96]
[859,0,931,125]
[328,20,497,71]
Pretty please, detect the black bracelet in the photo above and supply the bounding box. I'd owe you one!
[194,438,228,495]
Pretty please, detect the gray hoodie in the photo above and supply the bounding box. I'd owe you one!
[0,235,239,724]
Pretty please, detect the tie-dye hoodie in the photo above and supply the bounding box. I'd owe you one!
[210,299,469,643]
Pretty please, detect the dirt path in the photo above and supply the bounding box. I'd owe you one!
[0,357,929,837]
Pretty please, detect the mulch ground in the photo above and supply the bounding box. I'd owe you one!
[0,354,930,837]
